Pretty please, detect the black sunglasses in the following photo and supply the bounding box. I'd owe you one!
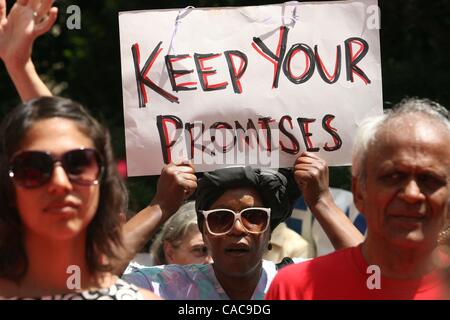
[9,148,103,188]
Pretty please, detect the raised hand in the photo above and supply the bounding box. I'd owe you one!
[116,162,197,275]
[152,161,198,217]
[293,152,364,249]
[0,0,58,67]
[294,151,331,207]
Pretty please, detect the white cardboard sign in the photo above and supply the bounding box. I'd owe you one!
[119,0,382,176]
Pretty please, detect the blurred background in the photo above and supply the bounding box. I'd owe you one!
[1,0,449,214]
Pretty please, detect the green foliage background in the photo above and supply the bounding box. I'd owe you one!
[1,0,449,213]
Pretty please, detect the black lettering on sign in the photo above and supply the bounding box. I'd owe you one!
[224,50,248,94]
[185,122,206,159]
[235,119,260,152]
[131,42,179,106]
[297,117,320,152]
[345,37,370,84]
[252,26,289,89]
[156,115,183,164]
[165,54,197,91]
[210,122,236,153]
[283,43,315,84]
[194,53,228,91]
[315,45,341,84]
[258,117,275,152]
[279,115,300,154]
[322,114,342,151]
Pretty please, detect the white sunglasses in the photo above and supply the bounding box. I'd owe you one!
[200,207,271,236]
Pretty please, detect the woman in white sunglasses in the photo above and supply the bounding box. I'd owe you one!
[122,153,364,300]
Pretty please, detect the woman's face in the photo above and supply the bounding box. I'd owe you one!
[13,118,100,240]
[202,187,270,277]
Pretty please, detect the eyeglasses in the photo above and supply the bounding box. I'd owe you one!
[9,148,103,188]
[200,207,271,236]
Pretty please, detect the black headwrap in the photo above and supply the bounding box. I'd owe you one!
[195,167,300,232]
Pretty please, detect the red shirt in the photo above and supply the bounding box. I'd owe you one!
[265,245,446,300]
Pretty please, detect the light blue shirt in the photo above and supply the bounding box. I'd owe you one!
[122,259,305,300]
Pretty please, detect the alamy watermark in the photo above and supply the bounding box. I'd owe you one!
[366,265,381,290]
[66,5,81,30]
[66,264,81,290]
[366,4,381,30]
[62,3,379,32]
[160,126,281,168]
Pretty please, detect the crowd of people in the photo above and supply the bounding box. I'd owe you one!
[0,0,449,300]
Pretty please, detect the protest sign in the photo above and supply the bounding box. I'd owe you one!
[119,0,382,176]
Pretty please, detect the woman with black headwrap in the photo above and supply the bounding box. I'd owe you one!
[120,152,363,300]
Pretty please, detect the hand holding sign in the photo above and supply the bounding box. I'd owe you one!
[294,152,331,209]
[152,162,197,218]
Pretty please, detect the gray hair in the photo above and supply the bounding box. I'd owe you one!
[352,97,450,186]
[151,201,199,265]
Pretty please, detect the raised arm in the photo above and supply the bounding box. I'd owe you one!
[294,152,364,250]
[0,0,57,101]
[113,162,197,275]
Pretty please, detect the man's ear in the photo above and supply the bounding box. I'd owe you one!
[352,176,365,216]
[163,241,175,264]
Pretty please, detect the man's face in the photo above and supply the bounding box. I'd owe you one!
[354,115,450,250]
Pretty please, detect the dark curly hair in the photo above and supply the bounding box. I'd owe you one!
[0,96,126,281]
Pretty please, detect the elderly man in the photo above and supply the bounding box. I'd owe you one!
[266,98,450,299]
